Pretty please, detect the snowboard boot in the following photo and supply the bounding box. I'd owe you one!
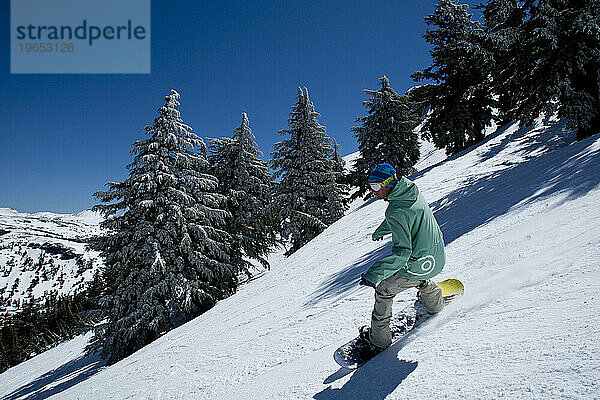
[416,280,445,314]
[358,326,385,352]
[415,290,440,317]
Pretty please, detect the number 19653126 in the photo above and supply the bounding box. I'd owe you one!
[19,42,74,53]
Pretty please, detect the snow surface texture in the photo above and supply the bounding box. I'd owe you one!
[1,118,600,399]
[0,209,103,314]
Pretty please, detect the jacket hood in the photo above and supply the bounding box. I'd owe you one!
[385,177,419,203]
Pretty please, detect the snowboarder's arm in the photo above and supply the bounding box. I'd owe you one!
[362,212,412,286]
[372,220,391,241]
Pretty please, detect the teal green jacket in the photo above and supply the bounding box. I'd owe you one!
[363,177,445,286]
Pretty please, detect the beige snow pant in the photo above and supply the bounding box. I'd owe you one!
[369,271,444,349]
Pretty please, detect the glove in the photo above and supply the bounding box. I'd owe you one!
[372,234,383,241]
[359,274,376,288]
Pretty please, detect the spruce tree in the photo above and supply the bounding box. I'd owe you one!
[412,0,496,155]
[349,76,421,199]
[91,90,236,364]
[270,87,347,255]
[331,137,350,210]
[487,0,600,140]
[331,138,346,173]
[208,113,278,276]
[481,0,526,126]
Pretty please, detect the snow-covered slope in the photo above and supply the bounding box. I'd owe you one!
[0,209,103,316]
[2,118,600,399]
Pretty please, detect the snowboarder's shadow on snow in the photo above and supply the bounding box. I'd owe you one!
[1,351,105,400]
[315,357,418,400]
[305,242,392,308]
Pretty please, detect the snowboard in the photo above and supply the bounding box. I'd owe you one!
[333,278,464,370]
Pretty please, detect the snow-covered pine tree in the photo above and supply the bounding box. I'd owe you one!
[330,137,350,210]
[412,0,496,155]
[480,0,526,127]
[331,138,345,173]
[349,76,421,199]
[208,113,278,276]
[90,90,236,364]
[487,0,600,140]
[270,87,347,256]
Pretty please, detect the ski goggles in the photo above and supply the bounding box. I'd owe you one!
[369,173,397,192]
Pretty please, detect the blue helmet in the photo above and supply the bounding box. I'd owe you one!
[368,163,398,187]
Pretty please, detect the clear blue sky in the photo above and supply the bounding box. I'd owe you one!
[0,0,481,213]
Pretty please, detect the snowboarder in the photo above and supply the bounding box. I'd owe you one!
[358,163,446,350]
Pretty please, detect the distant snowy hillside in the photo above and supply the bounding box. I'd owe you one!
[0,209,103,316]
[2,119,600,399]
[0,145,390,319]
